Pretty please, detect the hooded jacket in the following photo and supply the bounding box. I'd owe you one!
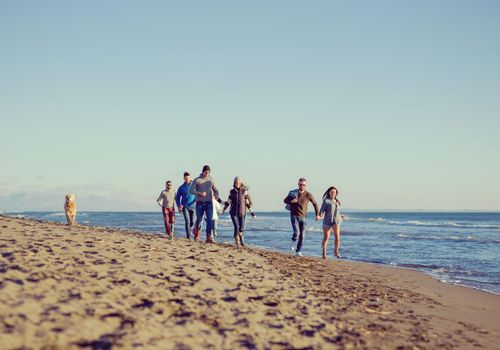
[228,186,252,217]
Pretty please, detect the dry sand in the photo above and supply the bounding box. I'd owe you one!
[1,214,499,349]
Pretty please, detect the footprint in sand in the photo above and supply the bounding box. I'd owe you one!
[263,301,280,307]
[268,323,284,329]
[112,279,131,285]
[237,338,256,349]
[222,296,238,303]
[132,298,155,309]
[234,318,249,327]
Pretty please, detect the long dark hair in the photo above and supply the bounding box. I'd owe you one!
[322,186,340,205]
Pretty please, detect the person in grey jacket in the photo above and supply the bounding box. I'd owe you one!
[319,186,343,259]
[189,165,219,242]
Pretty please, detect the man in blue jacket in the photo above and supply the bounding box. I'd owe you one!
[176,171,196,239]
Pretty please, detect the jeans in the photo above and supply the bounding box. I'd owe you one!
[291,215,306,252]
[195,201,214,238]
[182,207,195,238]
[230,214,246,237]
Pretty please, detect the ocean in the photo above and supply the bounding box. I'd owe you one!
[6,211,500,295]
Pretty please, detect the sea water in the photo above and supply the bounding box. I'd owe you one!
[8,211,500,294]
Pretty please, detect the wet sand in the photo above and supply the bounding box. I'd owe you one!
[1,214,499,349]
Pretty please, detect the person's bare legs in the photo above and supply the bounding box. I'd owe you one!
[322,226,331,259]
[333,224,341,258]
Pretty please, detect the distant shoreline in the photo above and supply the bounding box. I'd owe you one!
[3,209,500,214]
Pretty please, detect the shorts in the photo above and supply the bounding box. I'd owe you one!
[323,222,340,230]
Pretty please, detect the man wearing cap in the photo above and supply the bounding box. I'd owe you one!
[190,165,220,242]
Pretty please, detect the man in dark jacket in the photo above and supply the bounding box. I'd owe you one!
[284,178,320,256]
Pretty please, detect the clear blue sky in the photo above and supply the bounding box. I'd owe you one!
[1,1,499,211]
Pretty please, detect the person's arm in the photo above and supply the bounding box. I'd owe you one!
[175,186,182,208]
[309,193,320,219]
[245,193,253,208]
[284,195,293,204]
[319,200,326,216]
[189,180,197,195]
[156,192,163,207]
[212,181,220,201]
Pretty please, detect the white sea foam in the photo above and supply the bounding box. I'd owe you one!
[368,217,387,222]
[368,217,500,229]
[48,212,66,217]
[395,233,500,244]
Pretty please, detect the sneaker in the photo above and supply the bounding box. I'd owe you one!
[206,235,215,244]
[295,252,303,257]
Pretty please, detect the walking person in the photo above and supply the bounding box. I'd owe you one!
[157,180,177,238]
[190,165,220,243]
[319,186,343,259]
[176,172,196,239]
[284,178,320,256]
[226,177,253,248]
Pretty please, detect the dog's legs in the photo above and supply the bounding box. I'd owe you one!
[66,214,71,225]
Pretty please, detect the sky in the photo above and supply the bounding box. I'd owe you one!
[1,0,499,212]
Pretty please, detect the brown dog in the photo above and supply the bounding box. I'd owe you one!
[64,194,77,225]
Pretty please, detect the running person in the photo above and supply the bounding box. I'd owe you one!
[319,186,343,259]
[284,178,320,256]
[176,172,196,239]
[190,165,219,243]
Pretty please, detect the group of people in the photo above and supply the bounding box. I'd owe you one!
[284,178,343,259]
[156,165,253,248]
[157,165,343,259]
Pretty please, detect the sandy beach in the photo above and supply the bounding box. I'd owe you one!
[1,215,499,349]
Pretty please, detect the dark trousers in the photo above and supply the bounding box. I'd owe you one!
[291,215,306,252]
[182,207,195,238]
